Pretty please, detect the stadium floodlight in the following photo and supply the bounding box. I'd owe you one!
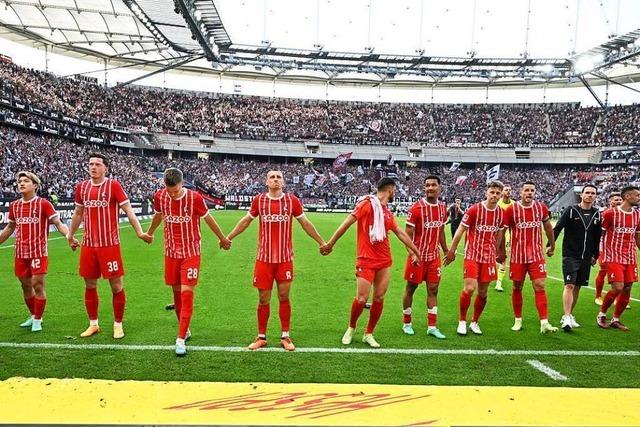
[573,55,602,75]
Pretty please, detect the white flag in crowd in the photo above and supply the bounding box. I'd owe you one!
[369,119,382,132]
[449,162,461,172]
[486,164,501,183]
[455,175,468,185]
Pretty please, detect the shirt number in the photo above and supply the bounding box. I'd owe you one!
[107,261,119,272]
[187,268,199,280]
[31,259,41,269]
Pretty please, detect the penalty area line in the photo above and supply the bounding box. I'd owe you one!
[526,359,568,381]
[0,342,639,356]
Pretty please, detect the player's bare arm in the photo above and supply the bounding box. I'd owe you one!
[392,227,420,262]
[0,221,16,245]
[404,223,415,252]
[203,214,231,250]
[296,215,327,249]
[120,201,151,244]
[445,224,468,266]
[543,218,555,257]
[66,205,83,249]
[142,211,163,243]
[325,213,358,251]
[227,214,254,241]
[496,229,506,264]
[439,225,449,254]
[51,216,70,240]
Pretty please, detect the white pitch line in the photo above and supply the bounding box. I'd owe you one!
[0,342,639,356]
[526,359,568,381]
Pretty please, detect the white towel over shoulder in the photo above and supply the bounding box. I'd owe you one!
[358,195,386,243]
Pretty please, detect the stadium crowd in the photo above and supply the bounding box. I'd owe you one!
[0,126,627,209]
[1,61,638,148]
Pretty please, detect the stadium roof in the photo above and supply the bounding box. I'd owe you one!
[1,0,639,87]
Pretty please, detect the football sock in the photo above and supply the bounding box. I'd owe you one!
[112,289,126,323]
[534,289,548,320]
[595,269,607,298]
[84,288,99,321]
[24,296,35,315]
[472,295,487,322]
[279,299,291,332]
[365,300,384,334]
[427,306,437,328]
[349,298,366,328]
[601,290,618,314]
[613,291,631,319]
[459,291,471,321]
[512,287,523,318]
[257,303,270,336]
[178,290,193,340]
[33,297,46,320]
[172,289,182,321]
[403,307,412,324]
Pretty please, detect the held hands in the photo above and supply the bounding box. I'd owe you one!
[66,233,80,251]
[546,245,555,257]
[410,253,420,266]
[319,241,333,256]
[219,237,232,250]
[139,232,153,244]
[591,256,598,266]
[496,250,506,264]
[443,249,456,266]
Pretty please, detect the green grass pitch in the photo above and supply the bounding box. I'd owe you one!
[0,210,638,388]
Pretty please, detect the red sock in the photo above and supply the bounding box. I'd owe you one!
[84,288,99,321]
[257,303,270,336]
[33,297,47,320]
[472,295,487,322]
[595,270,607,298]
[403,310,412,324]
[24,296,35,315]
[427,307,437,327]
[349,298,366,328]
[512,288,523,318]
[172,289,182,321]
[178,290,193,339]
[112,289,126,323]
[279,299,291,332]
[613,291,631,318]
[459,291,471,321]
[365,300,384,334]
[601,290,618,313]
[534,289,548,320]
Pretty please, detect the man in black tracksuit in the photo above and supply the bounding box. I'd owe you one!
[552,184,601,332]
[448,198,464,238]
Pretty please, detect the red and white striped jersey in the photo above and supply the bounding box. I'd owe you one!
[7,196,58,258]
[461,201,504,264]
[406,199,448,261]
[74,179,129,248]
[600,206,640,265]
[249,192,304,263]
[504,201,550,264]
[154,188,209,259]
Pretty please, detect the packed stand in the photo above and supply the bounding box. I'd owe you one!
[2,61,639,148]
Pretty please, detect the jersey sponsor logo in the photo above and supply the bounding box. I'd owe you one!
[476,224,500,232]
[515,221,541,229]
[15,217,40,224]
[614,226,637,234]
[83,200,109,208]
[165,215,192,223]
[262,214,290,223]
[423,221,444,228]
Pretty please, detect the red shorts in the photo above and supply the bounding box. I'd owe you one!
[509,260,547,282]
[253,260,294,290]
[463,259,497,283]
[14,257,48,278]
[606,263,637,284]
[79,245,125,280]
[165,256,201,287]
[404,257,442,285]
[355,259,392,283]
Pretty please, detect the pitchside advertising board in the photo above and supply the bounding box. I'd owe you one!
[0,198,154,229]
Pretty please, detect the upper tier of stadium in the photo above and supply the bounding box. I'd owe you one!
[0,61,638,150]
